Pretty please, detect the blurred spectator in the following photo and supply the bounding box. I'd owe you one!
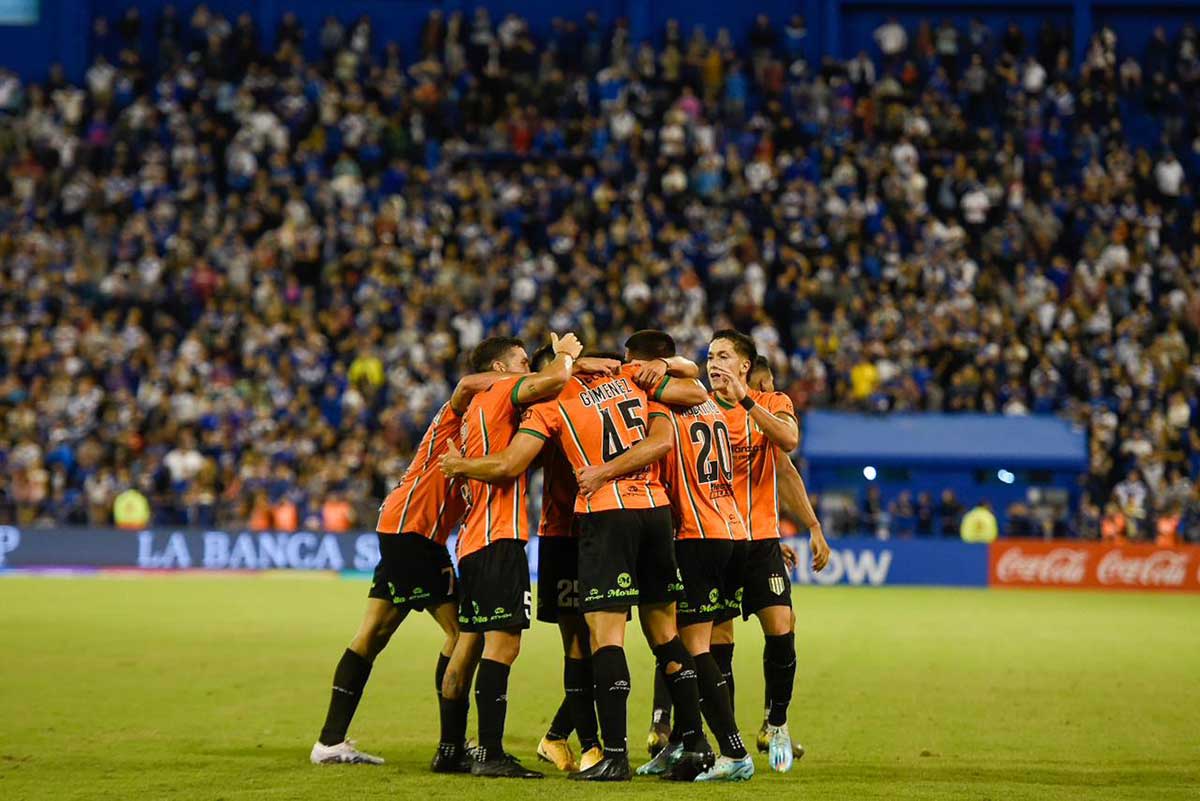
[113,484,150,530]
[938,490,963,537]
[916,492,935,536]
[960,499,998,543]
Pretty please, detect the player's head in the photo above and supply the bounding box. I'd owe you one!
[624,329,677,362]
[470,336,529,373]
[749,355,775,392]
[530,344,556,372]
[708,329,757,383]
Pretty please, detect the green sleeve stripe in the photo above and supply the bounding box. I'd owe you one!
[517,428,547,441]
[653,375,671,401]
[648,412,670,421]
[510,376,528,408]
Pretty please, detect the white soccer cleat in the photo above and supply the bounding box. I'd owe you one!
[694,754,755,782]
[766,725,794,772]
[310,740,385,765]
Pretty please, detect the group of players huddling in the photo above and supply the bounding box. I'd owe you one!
[310,328,831,781]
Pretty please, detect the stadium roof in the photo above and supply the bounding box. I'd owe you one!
[802,412,1088,470]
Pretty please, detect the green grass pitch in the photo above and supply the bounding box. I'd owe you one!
[1,575,1198,800]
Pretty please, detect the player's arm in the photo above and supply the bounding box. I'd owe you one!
[513,332,584,405]
[450,372,504,414]
[576,414,674,495]
[633,356,702,390]
[711,367,799,452]
[439,433,545,483]
[653,376,709,407]
[776,448,829,572]
[575,356,622,376]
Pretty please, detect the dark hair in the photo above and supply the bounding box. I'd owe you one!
[530,344,556,372]
[751,355,772,375]
[625,329,677,360]
[470,336,525,372]
[711,329,758,364]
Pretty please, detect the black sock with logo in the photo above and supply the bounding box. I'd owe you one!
[591,645,631,757]
[547,695,572,740]
[651,668,672,728]
[710,643,736,718]
[565,657,600,751]
[319,648,372,746]
[474,658,511,758]
[695,651,747,758]
[763,633,796,727]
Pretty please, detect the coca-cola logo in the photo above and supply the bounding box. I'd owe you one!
[996,547,1089,584]
[1096,550,1189,587]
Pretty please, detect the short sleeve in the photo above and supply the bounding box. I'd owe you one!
[758,390,795,418]
[518,400,561,441]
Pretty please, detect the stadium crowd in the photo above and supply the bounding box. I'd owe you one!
[1,6,1199,541]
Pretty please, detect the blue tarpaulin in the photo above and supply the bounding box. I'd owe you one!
[802,412,1087,470]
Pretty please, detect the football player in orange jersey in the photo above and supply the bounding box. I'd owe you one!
[705,330,829,772]
[525,345,603,774]
[745,355,829,756]
[310,368,505,767]
[441,343,718,781]
[438,333,623,779]
[575,330,755,782]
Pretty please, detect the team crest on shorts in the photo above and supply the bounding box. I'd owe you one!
[769,574,787,596]
[617,572,632,589]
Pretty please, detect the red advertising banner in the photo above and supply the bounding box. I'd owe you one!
[989,540,1200,592]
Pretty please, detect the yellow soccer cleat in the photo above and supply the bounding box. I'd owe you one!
[536,736,578,772]
[646,721,671,756]
[578,746,603,772]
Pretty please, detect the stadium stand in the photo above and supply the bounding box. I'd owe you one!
[0,6,1198,541]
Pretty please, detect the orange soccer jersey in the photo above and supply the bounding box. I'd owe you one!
[661,400,748,541]
[457,375,531,558]
[375,401,467,545]
[537,441,578,538]
[711,389,796,540]
[519,363,669,514]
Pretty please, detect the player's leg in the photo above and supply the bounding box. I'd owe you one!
[534,536,586,771]
[312,597,405,764]
[638,603,715,779]
[466,539,541,779]
[633,509,715,779]
[426,600,476,772]
[710,621,736,718]
[560,613,602,767]
[647,668,672,756]
[568,509,638,782]
[742,539,799,772]
[435,630,482,771]
[680,620,752,781]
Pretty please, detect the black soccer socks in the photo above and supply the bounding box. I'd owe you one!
[435,652,451,697]
[710,642,736,717]
[474,658,511,756]
[651,667,672,727]
[592,645,631,756]
[763,633,797,727]
[653,637,708,754]
[319,648,372,746]
[547,696,573,741]
[694,651,747,759]
[565,657,600,751]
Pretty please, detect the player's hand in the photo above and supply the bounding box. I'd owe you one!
[439,442,467,478]
[634,358,670,389]
[809,524,830,572]
[780,542,799,570]
[551,332,583,360]
[709,367,748,402]
[575,464,611,496]
[575,356,622,376]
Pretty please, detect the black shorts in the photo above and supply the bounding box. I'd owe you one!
[457,539,532,632]
[577,507,684,613]
[367,532,456,611]
[536,536,580,623]
[675,539,744,626]
[741,538,792,618]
